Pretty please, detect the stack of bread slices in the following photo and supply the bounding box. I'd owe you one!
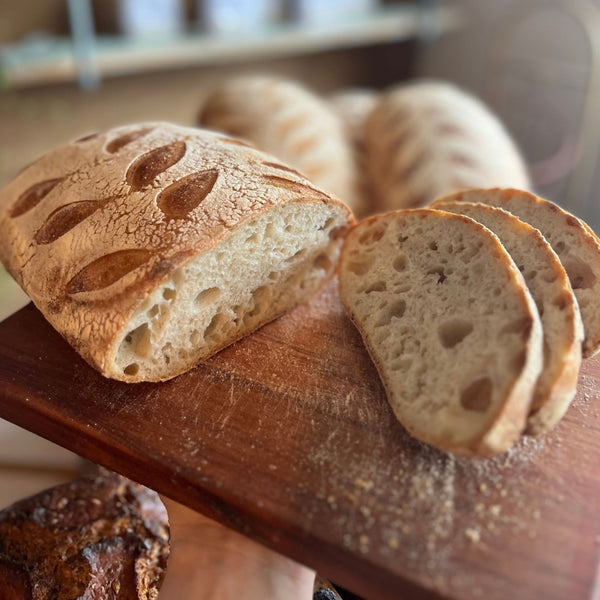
[338,188,600,457]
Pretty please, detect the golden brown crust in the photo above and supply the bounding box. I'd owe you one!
[0,123,352,379]
[0,469,169,600]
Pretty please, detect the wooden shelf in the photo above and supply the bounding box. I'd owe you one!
[0,4,462,89]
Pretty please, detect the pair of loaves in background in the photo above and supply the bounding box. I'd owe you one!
[0,76,597,459]
[198,76,531,218]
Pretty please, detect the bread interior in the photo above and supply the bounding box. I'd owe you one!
[112,201,346,381]
[340,212,541,452]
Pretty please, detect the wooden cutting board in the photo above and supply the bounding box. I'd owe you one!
[0,279,598,600]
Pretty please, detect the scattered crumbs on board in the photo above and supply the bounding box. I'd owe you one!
[464,527,480,543]
[304,409,560,597]
[354,477,374,491]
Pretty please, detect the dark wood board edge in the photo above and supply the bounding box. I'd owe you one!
[1,292,599,600]
[0,303,451,600]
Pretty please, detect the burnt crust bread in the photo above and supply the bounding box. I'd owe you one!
[0,469,169,599]
[0,122,353,382]
[198,76,365,217]
[364,80,531,211]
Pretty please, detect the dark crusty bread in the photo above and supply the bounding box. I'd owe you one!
[339,209,543,457]
[434,188,600,357]
[0,122,353,382]
[0,469,169,599]
[434,200,584,435]
[313,575,343,599]
[364,81,530,211]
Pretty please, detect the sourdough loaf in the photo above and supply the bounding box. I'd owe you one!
[364,81,530,211]
[330,88,378,218]
[435,188,600,357]
[329,89,377,146]
[198,76,365,216]
[339,209,543,457]
[0,122,353,382]
[433,200,583,434]
[0,469,169,599]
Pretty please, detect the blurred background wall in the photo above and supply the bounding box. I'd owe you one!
[419,0,600,231]
[0,0,599,505]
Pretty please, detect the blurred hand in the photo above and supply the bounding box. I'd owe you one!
[158,497,315,600]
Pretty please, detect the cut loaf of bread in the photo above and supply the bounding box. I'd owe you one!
[198,76,365,216]
[364,80,531,211]
[434,188,600,357]
[0,122,353,382]
[339,209,543,457]
[433,200,583,434]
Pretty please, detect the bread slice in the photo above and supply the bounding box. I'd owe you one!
[363,80,530,211]
[198,75,364,216]
[338,209,543,457]
[433,188,600,357]
[0,469,169,599]
[0,122,353,382]
[433,200,583,434]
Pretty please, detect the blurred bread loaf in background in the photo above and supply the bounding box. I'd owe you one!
[329,88,378,146]
[329,88,379,216]
[364,81,531,211]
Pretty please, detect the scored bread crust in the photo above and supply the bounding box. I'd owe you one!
[433,200,583,435]
[198,75,365,217]
[363,80,531,212]
[0,122,353,382]
[339,209,543,457]
[436,188,600,358]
